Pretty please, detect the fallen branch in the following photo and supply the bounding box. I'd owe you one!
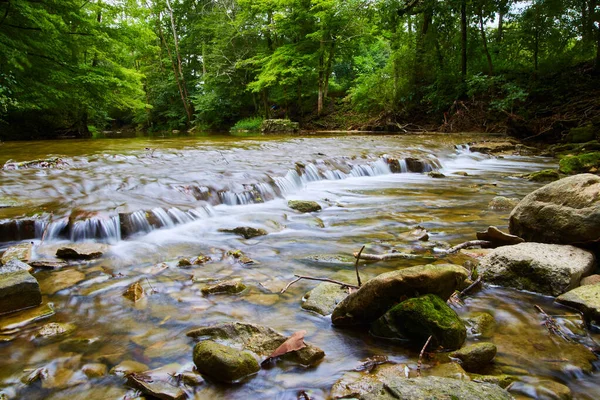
[416,335,433,377]
[354,245,365,287]
[459,277,482,298]
[353,251,420,261]
[280,275,359,294]
[535,305,572,342]
[438,240,491,254]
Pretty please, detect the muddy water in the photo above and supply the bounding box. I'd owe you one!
[0,133,598,399]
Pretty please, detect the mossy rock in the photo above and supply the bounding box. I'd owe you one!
[219,226,267,239]
[193,340,259,382]
[288,200,321,213]
[450,342,497,372]
[371,294,466,350]
[526,169,560,182]
[558,152,600,174]
[201,280,247,295]
[565,124,597,143]
[463,312,496,338]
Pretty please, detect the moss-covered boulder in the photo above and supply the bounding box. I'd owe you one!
[330,365,513,400]
[288,200,321,213]
[261,119,299,134]
[525,169,561,182]
[479,243,595,296]
[187,322,324,366]
[450,343,497,372]
[559,152,600,174]
[556,283,600,323]
[509,174,600,244]
[565,124,597,143]
[193,340,259,383]
[370,294,466,350]
[331,264,468,327]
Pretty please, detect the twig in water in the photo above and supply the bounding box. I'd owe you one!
[354,245,365,287]
[145,278,157,294]
[439,240,492,254]
[535,305,572,342]
[218,150,230,164]
[416,335,433,377]
[459,277,482,298]
[281,274,359,294]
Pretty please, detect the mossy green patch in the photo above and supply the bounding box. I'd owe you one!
[558,152,600,174]
[526,169,560,182]
[565,124,597,143]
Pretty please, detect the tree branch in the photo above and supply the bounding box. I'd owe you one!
[280,275,359,294]
[353,251,420,261]
[0,1,10,27]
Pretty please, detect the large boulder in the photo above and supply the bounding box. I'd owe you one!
[509,174,600,244]
[193,340,259,383]
[556,283,600,323]
[187,322,324,367]
[0,268,42,315]
[371,294,467,350]
[479,243,595,296]
[261,119,299,134]
[330,365,513,400]
[331,264,468,327]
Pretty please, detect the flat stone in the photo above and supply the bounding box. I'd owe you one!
[82,363,108,379]
[557,283,600,323]
[187,322,324,367]
[219,226,268,239]
[56,243,108,260]
[330,365,513,400]
[35,322,77,340]
[450,343,497,373]
[1,242,33,264]
[29,260,68,269]
[110,360,149,376]
[479,243,596,296]
[193,340,259,383]
[1,259,33,273]
[476,226,524,248]
[302,282,350,316]
[331,264,468,326]
[126,364,187,400]
[0,303,55,332]
[39,269,86,295]
[0,268,41,315]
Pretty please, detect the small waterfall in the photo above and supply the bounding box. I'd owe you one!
[42,218,69,240]
[70,215,121,243]
[151,208,176,228]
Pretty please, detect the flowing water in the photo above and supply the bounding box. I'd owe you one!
[0,133,597,399]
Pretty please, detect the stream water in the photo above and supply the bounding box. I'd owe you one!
[0,133,598,399]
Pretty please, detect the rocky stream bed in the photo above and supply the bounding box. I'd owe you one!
[0,133,598,399]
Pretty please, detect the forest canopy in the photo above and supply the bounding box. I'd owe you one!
[0,0,598,138]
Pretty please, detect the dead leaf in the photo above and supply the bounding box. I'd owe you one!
[123,282,144,302]
[261,330,307,367]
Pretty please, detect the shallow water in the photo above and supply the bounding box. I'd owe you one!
[0,133,597,399]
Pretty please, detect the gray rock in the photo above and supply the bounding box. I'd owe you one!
[1,259,33,273]
[330,365,513,400]
[56,243,108,260]
[288,200,322,213]
[302,282,350,316]
[509,174,600,244]
[201,280,246,295]
[479,243,596,296]
[371,294,466,350]
[187,322,324,367]
[1,242,33,264]
[331,264,468,326]
[193,340,259,382]
[451,343,497,372]
[488,196,519,211]
[556,283,600,323]
[0,268,42,315]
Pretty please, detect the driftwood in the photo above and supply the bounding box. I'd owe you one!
[280,275,359,294]
[416,335,433,377]
[535,305,572,342]
[438,240,492,254]
[353,252,419,261]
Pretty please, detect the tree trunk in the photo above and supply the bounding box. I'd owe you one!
[323,39,335,100]
[478,7,494,75]
[317,40,324,116]
[165,0,191,123]
[497,12,504,42]
[414,9,432,84]
[461,0,467,79]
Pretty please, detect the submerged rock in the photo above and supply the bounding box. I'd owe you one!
[428,171,445,178]
[201,280,246,295]
[35,322,77,340]
[479,243,595,296]
[1,242,33,264]
[463,312,496,338]
[371,294,466,350]
[39,269,86,295]
[187,322,324,367]
[193,340,259,383]
[450,343,497,372]
[110,360,149,376]
[56,243,107,260]
[0,268,41,315]
[302,282,350,316]
[219,226,268,239]
[488,196,519,211]
[556,283,600,322]
[509,174,600,244]
[397,226,429,242]
[0,303,54,332]
[331,264,468,326]
[288,200,322,213]
[330,365,513,400]
[126,364,188,400]
[81,363,108,379]
[508,379,572,400]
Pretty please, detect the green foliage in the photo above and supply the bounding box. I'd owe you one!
[231,117,264,131]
